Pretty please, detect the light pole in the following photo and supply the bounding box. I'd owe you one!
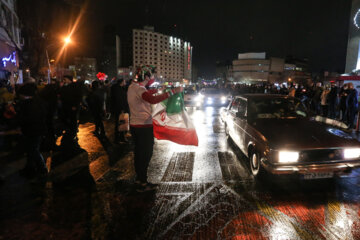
[45,35,72,84]
[45,48,51,84]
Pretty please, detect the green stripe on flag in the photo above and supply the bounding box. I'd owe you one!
[161,91,185,114]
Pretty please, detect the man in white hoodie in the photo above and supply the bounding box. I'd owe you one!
[127,66,182,190]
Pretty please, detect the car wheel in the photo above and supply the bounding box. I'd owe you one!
[250,152,264,178]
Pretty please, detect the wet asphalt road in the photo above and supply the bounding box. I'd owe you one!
[1,106,360,240]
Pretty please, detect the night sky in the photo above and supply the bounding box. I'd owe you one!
[48,0,352,78]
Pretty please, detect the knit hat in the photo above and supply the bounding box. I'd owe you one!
[136,65,156,82]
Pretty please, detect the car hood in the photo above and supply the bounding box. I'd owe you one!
[251,118,359,150]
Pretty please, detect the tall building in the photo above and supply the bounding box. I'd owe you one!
[74,57,97,81]
[0,0,22,83]
[346,0,360,73]
[132,26,192,82]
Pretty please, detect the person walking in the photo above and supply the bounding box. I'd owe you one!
[127,66,183,191]
[38,78,59,151]
[327,82,338,119]
[87,80,106,137]
[346,82,358,129]
[312,82,322,115]
[320,87,330,117]
[339,84,349,123]
[59,75,84,150]
[17,77,48,180]
[111,78,129,143]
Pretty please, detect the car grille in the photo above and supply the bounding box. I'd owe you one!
[299,149,344,163]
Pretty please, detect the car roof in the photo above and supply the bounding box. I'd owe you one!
[234,94,294,100]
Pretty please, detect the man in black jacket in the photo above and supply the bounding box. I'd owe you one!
[38,78,59,150]
[111,79,129,143]
[59,76,83,149]
[17,78,48,178]
[328,82,338,119]
[87,80,106,137]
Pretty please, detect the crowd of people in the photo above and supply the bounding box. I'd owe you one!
[0,65,182,191]
[0,75,130,181]
[226,82,359,129]
[1,73,359,185]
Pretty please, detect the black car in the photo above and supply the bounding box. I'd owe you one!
[222,94,360,179]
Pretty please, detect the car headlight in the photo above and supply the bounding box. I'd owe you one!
[207,97,213,104]
[278,151,299,163]
[221,96,227,101]
[195,96,203,102]
[344,148,360,159]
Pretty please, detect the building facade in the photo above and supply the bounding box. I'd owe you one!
[346,0,360,73]
[232,53,284,84]
[74,57,97,81]
[132,26,192,83]
[231,53,311,84]
[0,0,21,83]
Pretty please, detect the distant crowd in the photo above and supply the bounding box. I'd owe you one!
[226,82,358,129]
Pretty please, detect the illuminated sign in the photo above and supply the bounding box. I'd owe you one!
[2,51,16,67]
[187,45,191,70]
[354,9,360,29]
[356,40,360,70]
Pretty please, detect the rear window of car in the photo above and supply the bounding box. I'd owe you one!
[248,98,307,119]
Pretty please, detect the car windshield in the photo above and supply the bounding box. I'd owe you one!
[184,88,196,94]
[202,88,228,94]
[248,98,307,119]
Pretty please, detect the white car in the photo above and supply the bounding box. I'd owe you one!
[184,88,200,107]
[197,88,231,107]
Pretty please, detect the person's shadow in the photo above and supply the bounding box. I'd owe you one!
[94,133,133,167]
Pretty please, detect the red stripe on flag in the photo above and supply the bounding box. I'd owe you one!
[153,122,198,146]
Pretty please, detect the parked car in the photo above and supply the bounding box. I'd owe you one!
[196,88,231,107]
[223,94,360,179]
[184,88,199,107]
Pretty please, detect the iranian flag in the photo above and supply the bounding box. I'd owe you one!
[152,92,198,146]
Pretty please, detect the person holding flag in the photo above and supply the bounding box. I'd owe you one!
[127,65,183,190]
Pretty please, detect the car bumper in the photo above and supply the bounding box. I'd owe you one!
[261,158,360,175]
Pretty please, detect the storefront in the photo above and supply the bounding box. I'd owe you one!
[0,40,20,85]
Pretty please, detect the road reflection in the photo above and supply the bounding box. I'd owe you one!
[147,106,360,239]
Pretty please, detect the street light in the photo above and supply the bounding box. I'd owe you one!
[64,36,71,45]
[45,35,73,84]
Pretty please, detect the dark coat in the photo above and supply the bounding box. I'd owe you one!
[346,89,358,110]
[87,88,105,113]
[328,86,338,104]
[110,84,129,113]
[18,95,47,136]
[59,82,84,109]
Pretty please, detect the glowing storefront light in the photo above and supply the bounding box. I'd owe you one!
[354,9,360,29]
[356,39,360,70]
[2,51,16,67]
